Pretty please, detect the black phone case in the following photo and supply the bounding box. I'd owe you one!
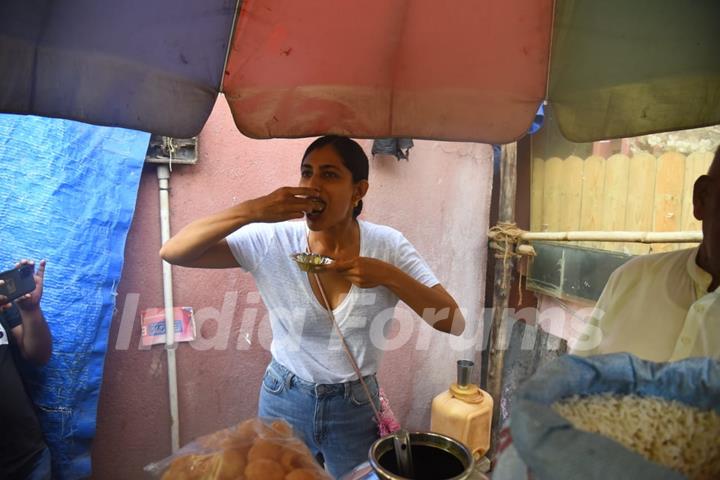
[0,264,36,302]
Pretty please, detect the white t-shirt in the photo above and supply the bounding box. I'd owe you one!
[226,220,439,383]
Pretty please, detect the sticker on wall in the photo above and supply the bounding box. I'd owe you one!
[141,307,196,347]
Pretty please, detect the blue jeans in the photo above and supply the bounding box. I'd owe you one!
[258,359,381,479]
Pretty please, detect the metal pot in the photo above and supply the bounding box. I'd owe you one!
[341,431,489,480]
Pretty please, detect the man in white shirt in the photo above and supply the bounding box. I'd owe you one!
[573,146,719,361]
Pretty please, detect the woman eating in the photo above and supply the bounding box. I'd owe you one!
[160,136,465,477]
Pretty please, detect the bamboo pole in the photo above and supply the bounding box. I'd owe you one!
[488,230,702,243]
[485,143,517,460]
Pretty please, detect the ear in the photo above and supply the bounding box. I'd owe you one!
[693,175,709,221]
[354,179,369,203]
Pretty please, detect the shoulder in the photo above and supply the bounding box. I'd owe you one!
[274,220,306,234]
[360,220,405,245]
[604,248,692,295]
[614,248,691,278]
[270,220,306,243]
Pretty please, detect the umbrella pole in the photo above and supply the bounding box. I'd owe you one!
[485,143,517,461]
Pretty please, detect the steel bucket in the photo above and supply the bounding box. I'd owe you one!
[341,431,489,480]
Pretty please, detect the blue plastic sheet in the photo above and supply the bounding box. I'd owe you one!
[496,354,720,480]
[0,114,149,479]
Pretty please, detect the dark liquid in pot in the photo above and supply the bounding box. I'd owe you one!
[378,445,465,479]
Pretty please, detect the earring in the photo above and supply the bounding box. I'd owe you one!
[354,200,359,207]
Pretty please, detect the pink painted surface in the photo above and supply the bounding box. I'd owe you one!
[91,99,493,478]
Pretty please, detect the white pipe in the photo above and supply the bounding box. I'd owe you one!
[157,164,180,453]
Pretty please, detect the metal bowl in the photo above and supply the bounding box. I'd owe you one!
[342,431,488,480]
[290,252,334,272]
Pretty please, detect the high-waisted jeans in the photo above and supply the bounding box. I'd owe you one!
[258,358,381,478]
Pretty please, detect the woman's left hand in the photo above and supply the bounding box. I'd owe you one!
[327,257,395,289]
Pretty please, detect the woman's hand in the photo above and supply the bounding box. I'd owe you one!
[329,257,465,335]
[248,187,322,223]
[327,257,395,289]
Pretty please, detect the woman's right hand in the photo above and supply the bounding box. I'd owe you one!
[248,187,322,223]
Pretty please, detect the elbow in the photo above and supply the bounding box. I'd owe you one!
[159,243,181,265]
[431,306,465,336]
[447,308,466,336]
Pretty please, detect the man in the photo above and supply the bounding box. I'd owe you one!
[0,259,52,480]
[573,146,719,361]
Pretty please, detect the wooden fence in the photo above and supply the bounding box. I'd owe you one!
[531,151,714,254]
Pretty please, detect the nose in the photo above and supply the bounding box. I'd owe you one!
[308,174,323,192]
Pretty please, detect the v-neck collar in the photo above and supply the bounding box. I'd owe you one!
[301,220,364,313]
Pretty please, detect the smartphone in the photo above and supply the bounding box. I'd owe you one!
[0,264,36,303]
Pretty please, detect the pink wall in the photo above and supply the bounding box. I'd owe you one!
[91,99,493,478]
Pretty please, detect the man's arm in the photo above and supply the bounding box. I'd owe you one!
[1,259,52,365]
[11,306,52,365]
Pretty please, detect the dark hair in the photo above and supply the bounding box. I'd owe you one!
[302,136,369,218]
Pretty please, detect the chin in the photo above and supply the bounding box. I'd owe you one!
[305,215,324,231]
[305,213,347,231]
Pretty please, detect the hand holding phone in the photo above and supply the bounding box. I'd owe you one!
[0,263,36,304]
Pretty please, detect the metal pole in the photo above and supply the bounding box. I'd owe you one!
[158,165,180,453]
[485,143,517,460]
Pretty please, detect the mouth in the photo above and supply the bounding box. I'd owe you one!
[306,198,326,219]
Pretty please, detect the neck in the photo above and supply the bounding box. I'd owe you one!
[308,216,359,257]
[697,242,719,292]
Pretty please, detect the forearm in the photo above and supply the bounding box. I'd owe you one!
[384,266,465,335]
[160,202,256,264]
[19,306,52,365]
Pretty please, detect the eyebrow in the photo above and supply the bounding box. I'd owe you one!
[301,164,341,170]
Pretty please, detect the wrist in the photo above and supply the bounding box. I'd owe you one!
[380,262,404,290]
[233,200,260,224]
[17,302,41,313]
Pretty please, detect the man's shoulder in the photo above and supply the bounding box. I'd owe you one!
[614,247,693,278]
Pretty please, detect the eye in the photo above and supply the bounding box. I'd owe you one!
[301,170,312,178]
[323,171,339,178]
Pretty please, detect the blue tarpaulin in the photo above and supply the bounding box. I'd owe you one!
[0,114,149,479]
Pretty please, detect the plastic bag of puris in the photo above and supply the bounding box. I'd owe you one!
[145,418,331,480]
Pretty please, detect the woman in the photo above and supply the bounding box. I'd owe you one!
[160,136,465,477]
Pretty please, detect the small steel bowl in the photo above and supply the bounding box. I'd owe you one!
[290,252,334,272]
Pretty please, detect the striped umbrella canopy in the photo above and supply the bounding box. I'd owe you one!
[1,0,718,143]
